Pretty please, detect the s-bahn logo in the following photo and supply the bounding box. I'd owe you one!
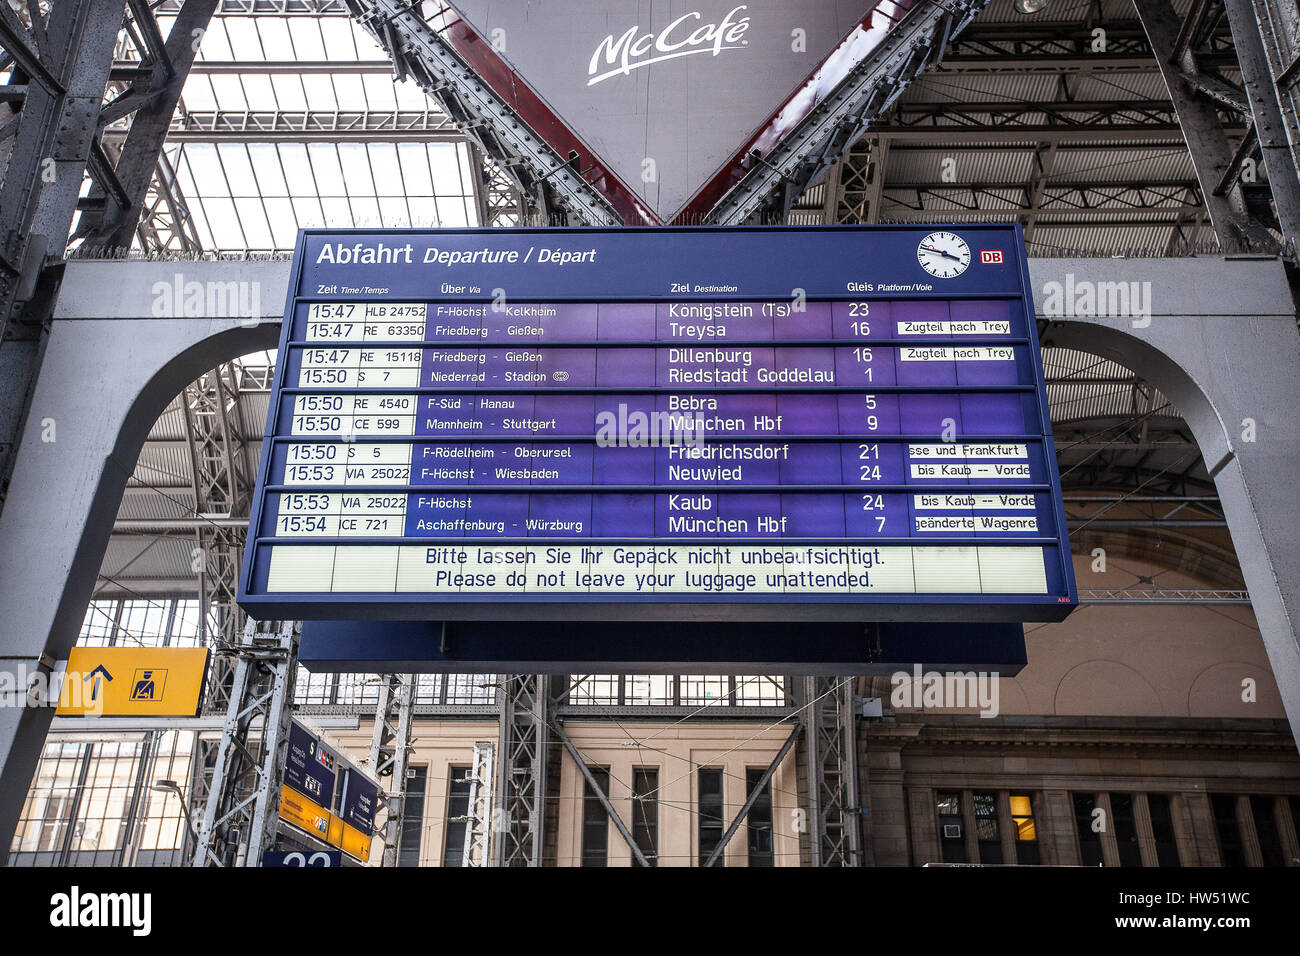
[588,4,751,86]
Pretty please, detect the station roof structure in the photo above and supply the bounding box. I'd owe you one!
[67,0,1249,601]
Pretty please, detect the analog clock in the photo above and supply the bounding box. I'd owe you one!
[917,231,971,278]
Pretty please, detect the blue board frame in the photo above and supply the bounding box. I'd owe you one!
[238,225,1077,623]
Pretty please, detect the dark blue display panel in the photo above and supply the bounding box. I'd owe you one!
[239,226,1077,623]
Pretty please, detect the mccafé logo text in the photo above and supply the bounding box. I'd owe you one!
[588,4,751,86]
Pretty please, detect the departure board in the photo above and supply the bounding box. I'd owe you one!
[238,226,1077,622]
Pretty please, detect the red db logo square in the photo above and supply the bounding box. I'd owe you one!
[980,250,1004,265]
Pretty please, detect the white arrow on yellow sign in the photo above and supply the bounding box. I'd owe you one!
[56,647,210,717]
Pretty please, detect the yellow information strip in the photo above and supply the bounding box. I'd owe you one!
[336,820,373,861]
[56,647,209,717]
[279,786,332,841]
[279,785,373,862]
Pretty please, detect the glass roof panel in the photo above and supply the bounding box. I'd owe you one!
[268,73,309,112]
[332,74,368,111]
[135,12,482,253]
[336,142,376,195]
[247,143,290,196]
[305,142,346,195]
[216,143,259,195]
[368,144,405,198]
[238,73,279,111]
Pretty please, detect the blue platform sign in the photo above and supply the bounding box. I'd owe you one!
[338,769,379,834]
[283,721,336,806]
[262,849,341,867]
[239,226,1076,623]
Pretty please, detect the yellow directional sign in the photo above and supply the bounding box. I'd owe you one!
[277,787,374,862]
[279,786,333,841]
[56,647,209,717]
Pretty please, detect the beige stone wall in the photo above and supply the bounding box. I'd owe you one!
[890,552,1283,719]
[317,718,801,866]
[307,545,1297,868]
[866,718,1300,866]
[321,719,496,867]
[554,720,799,867]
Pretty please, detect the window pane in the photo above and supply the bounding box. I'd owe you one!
[746,768,774,867]
[582,768,610,867]
[1146,794,1181,867]
[1250,796,1284,867]
[1010,793,1040,866]
[1073,793,1103,866]
[1110,794,1142,867]
[1211,794,1246,867]
[698,769,725,866]
[681,675,730,706]
[973,791,1002,864]
[936,791,966,864]
[735,676,786,707]
[439,766,468,868]
[624,675,674,706]
[632,769,658,867]
[570,675,619,706]
[398,765,427,867]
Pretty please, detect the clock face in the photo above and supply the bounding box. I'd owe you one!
[917,231,971,278]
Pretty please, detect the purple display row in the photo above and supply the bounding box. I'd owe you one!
[297,299,1026,343]
[285,391,1045,437]
[290,343,1031,389]
[274,439,1048,488]
[263,490,1057,540]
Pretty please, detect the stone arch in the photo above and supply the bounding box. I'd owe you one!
[1053,659,1165,716]
[1187,661,1283,718]
[1041,320,1233,481]
[0,263,282,855]
[1024,254,1300,741]
[3,317,279,661]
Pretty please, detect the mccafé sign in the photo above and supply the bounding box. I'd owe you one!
[443,1,912,223]
[588,5,752,86]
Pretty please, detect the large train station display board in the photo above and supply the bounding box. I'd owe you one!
[238,226,1076,622]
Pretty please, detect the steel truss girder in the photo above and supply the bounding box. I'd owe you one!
[706,0,992,225]
[182,364,251,666]
[474,150,525,228]
[939,21,1162,73]
[367,674,415,867]
[798,676,862,867]
[0,0,125,514]
[811,136,887,226]
[703,729,798,867]
[1248,1,1300,165]
[1223,0,1300,251]
[342,0,619,227]
[192,620,298,867]
[459,740,494,867]
[132,147,202,253]
[161,108,458,142]
[552,720,650,867]
[3,0,213,531]
[176,362,254,836]
[493,674,549,866]
[76,0,217,252]
[1078,588,1251,604]
[887,97,1190,133]
[155,0,349,13]
[1137,0,1282,252]
[882,181,1204,217]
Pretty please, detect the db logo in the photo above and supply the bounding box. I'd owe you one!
[980,250,1004,265]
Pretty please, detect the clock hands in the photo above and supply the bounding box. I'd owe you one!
[919,244,964,263]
